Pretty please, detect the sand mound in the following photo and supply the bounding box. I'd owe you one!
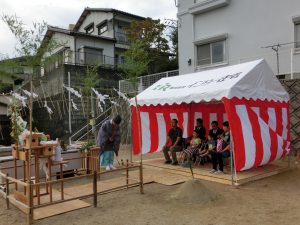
[170,179,219,204]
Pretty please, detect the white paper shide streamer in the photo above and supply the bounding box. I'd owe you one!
[110,100,119,106]
[22,89,38,99]
[11,92,27,107]
[92,88,109,112]
[44,101,53,114]
[71,99,78,111]
[114,88,130,104]
[63,85,82,98]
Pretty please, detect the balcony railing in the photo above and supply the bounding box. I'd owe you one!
[42,49,125,74]
[115,31,130,45]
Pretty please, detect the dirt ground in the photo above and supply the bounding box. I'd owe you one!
[1,150,300,225]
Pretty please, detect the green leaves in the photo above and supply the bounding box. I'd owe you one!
[125,18,170,65]
[81,64,99,96]
[120,40,150,83]
[1,14,66,83]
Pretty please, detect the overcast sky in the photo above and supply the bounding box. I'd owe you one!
[0,0,177,57]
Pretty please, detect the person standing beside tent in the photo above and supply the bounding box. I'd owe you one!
[195,118,206,141]
[210,121,231,174]
[97,115,122,171]
[163,119,183,165]
[208,121,223,140]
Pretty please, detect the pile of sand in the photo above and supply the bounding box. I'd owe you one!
[170,179,219,204]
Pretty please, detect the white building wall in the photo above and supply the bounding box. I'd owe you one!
[178,0,300,76]
[77,12,114,38]
[76,37,114,57]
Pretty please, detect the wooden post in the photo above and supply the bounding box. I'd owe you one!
[48,157,52,203]
[35,153,40,205]
[93,170,97,208]
[126,159,129,190]
[6,173,9,209]
[60,163,64,200]
[27,180,33,225]
[23,161,26,195]
[14,158,18,190]
[139,163,144,194]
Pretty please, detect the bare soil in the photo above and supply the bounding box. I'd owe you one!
[1,150,300,225]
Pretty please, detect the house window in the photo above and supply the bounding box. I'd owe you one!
[98,22,108,35]
[12,67,24,74]
[85,23,94,34]
[295,23,300,48]
[196,40,225,66]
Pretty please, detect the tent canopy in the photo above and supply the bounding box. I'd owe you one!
[130,59,289,106]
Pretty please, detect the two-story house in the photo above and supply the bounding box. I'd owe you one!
[177,0,300,78]
[42,8,144,71]
[24,8,145,141]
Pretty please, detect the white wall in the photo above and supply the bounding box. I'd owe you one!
[178,0,300,76]
[42,32,74,59]
[77,11,114,38]
[76,36,115,65]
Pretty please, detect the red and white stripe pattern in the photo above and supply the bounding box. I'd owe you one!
[132,103,226,155]
[224,98,290,171]
[132,99,290,172]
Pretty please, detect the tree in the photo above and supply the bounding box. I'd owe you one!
[167,22,178,61]
[81,64,99,144]
[0,14,64,83]
[120,40,150,84]
[125,18,174,74]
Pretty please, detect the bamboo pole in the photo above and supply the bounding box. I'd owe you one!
[134,96,143,194]
[27,81,33,225]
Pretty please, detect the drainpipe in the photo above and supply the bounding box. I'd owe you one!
[113,12,116,67]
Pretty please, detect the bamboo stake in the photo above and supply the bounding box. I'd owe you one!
[27,80,33,225]
[134,96,144,194]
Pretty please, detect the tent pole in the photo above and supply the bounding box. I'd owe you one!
[129,105,133,163]
[230,145,234,186]
[230,131,238,186]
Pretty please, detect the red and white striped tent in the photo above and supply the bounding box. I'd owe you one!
[130,59,290,172]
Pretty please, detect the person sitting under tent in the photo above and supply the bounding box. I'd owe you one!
[163,119,183,165]
[195,134,217,166]
[97,115,122,171]
[185,118,206,147]
[208,121,224,140]
[210,121,231,174]
[195,118,206,141]
[180,130,201,167]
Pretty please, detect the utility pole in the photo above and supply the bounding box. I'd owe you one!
[262,43,281,75]
[68,72,72,144]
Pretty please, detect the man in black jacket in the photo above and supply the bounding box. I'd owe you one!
[162,119,183,165]
[208,121,224,140]
[195,118,206,141]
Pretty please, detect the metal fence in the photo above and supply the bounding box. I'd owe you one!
[119,69,179,94]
